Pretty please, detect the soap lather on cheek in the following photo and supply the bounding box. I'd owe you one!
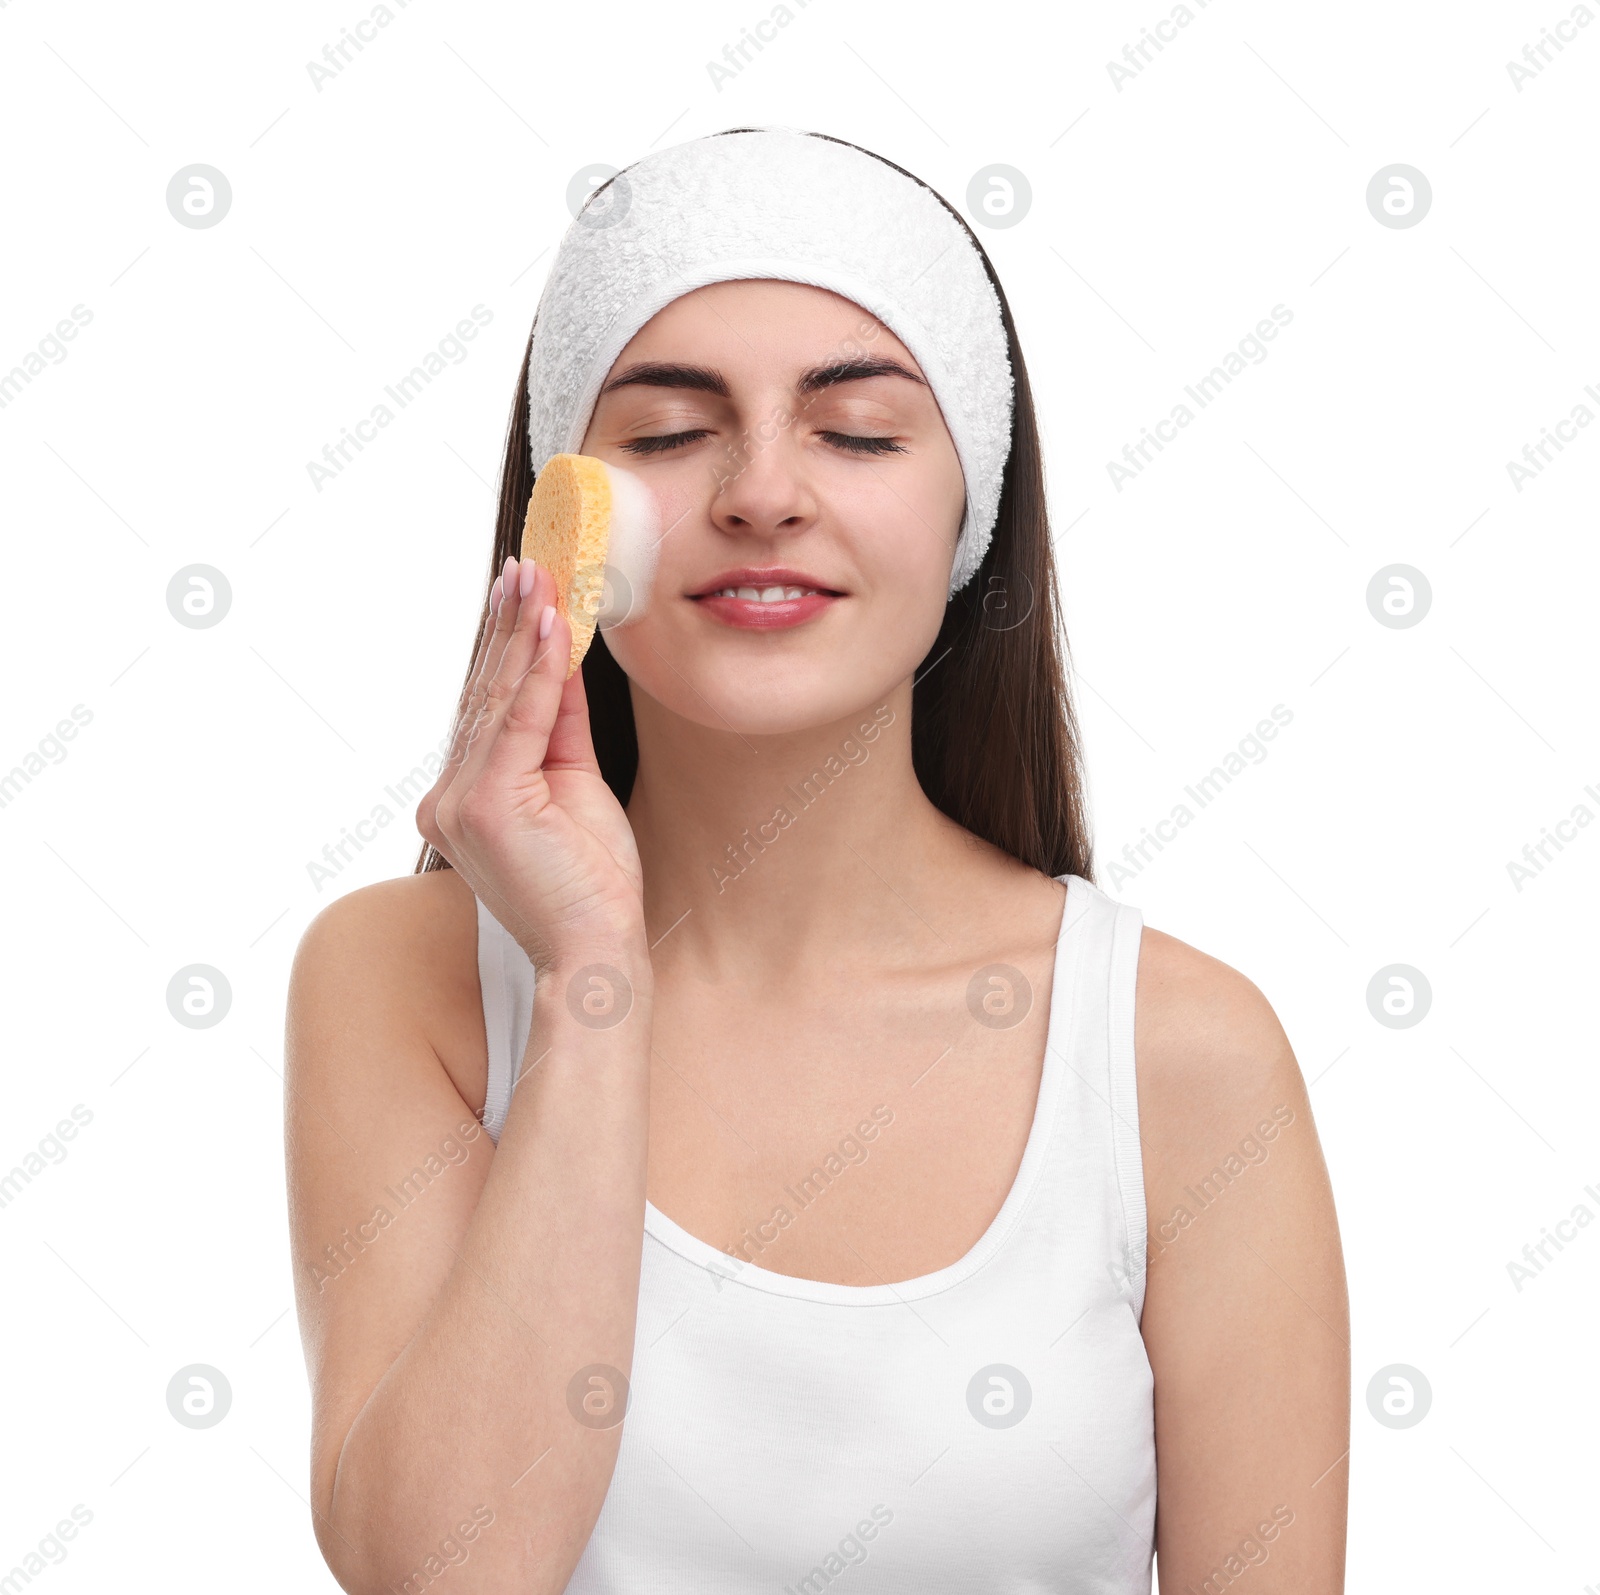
[595,460,666,632]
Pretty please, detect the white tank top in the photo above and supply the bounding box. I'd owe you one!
[476,872,1156,1592]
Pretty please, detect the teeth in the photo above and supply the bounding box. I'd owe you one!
[712,585,819,602]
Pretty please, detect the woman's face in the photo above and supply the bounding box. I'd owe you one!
[577,278,966,736]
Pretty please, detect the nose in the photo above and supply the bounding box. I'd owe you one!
[707,418,819,540]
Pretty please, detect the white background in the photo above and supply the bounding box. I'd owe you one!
[1,0,1595,1588]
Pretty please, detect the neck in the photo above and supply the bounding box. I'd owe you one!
[625,676,959,979]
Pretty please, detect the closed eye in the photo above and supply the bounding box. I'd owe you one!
[824,432,908,456]
[619,429,908,458]
[619,429,711,457]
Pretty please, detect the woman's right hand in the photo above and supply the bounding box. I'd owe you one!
[417,555,646,971]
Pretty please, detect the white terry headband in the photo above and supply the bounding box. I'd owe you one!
[524,127,1015,598]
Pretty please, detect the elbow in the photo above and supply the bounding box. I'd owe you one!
[309,1446,392,1595]
[309,1499,380,1595]
[311,1485,514,1595]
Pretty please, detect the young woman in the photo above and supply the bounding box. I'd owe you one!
[285,129,1348,1593]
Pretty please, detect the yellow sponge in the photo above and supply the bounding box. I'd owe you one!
[519,454,613,680]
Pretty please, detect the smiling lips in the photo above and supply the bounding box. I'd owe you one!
[688,568,842,630]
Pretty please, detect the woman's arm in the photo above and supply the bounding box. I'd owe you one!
[1135,927,1350,1594]
[285,874,653,1595]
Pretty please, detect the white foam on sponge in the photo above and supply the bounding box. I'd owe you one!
[595,460,665,630]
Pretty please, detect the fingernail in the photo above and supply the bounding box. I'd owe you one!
[489,576,503,616]
[538,604,555,641]
[519,557,536,600]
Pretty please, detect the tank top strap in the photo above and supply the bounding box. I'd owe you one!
[477,893,532,1144]
[1040,873,1149,1319]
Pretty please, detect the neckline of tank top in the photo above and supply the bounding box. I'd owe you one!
[641,872,1093,1307]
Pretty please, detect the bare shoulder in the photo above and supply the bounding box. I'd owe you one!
[289,866,488,1119]
[1127,925,1350,1591]
[284,867,499,1538]
[1132,924,1308,1149]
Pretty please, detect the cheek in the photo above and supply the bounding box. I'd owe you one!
[856,473,962,602]
[594,466,696,631]
[638,476,700,558]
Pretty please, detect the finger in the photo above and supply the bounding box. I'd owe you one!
[416,555,523,856]
[426,558,542,861]
[437,558,552,829]
[446,560,514,764]
[450,554,535,777]
[453,553,551,781]
[434,553,519,790]
[435,588,569,958]
[544,642,604,779]
[478,586,574,799]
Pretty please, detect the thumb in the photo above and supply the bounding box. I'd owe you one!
[543,624,605,777]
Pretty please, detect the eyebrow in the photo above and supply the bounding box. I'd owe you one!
[599,356,927,399]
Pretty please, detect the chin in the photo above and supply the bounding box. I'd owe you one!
[608,624,907,738]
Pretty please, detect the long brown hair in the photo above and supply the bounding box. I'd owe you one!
[417,130,1094,884]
